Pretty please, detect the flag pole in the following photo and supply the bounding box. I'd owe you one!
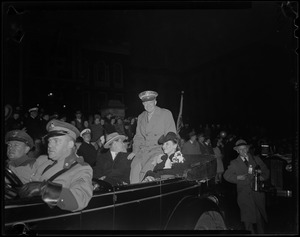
[176,91,184,134]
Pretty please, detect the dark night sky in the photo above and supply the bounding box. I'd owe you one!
[3,1,298,137]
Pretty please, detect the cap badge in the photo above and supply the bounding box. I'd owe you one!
[12,131,18,137]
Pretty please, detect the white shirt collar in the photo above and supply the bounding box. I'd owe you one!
[111,151,117,160]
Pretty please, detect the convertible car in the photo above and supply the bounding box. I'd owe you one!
[4,154,229,234]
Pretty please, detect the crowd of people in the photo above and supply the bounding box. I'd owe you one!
[4,90,293,233]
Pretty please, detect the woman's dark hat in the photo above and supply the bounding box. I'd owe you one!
[158,132,178,145]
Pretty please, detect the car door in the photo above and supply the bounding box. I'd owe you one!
[5,196,82,233]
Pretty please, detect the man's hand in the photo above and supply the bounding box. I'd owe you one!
[127,152,135,160]
[18,181,46,198]
[142,176,156,182]
[237,174,248,181]
[98,176,106,180]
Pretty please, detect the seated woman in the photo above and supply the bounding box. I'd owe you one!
[142,132,185,182]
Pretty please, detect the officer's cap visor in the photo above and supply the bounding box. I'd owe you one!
[44,130,69,140]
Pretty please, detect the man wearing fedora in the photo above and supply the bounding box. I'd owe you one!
[93,132,132,185]
[128,90,177,183]
[18,119,93,212]
[5,130,35,185]
[223,139,269,234]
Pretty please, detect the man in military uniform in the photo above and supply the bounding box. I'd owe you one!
[5,130,35,184]
[18,120,93,212]
[128,90,177,183]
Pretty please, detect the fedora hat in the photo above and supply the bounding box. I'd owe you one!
[233,139,250,151]
[104,132,126,149]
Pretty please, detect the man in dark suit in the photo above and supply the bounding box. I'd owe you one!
[76,128,97,167]
[93,132,132,185]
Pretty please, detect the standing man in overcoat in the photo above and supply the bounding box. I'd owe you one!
[223,139,269,234]
[128,90,176,183]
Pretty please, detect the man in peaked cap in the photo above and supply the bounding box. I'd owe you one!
[128,90,177,183]
[5,130,36,185]
[76,128,97,167]
[18,119,93,212]
[223,138,269,234]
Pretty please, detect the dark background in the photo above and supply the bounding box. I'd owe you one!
[2,1,298,138]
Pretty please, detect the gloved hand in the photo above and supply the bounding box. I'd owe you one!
[42,181,62,206]
[18,181,47,198]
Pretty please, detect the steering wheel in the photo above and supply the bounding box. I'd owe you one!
[5,167,23,200]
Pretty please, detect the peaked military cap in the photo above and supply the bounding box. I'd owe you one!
[5,130,34,148]
[139,90,158,102]
[45,119,80,140]
[80,128,91,137]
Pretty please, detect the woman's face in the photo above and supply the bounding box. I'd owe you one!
[162,140,177,156]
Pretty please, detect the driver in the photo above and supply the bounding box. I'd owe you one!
[5,130,35,184]
[17,119,93,212]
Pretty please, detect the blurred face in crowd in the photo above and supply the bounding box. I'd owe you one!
[75,113,82,119]
[162,140,177,156]
[94,118,100,125]
[30,110,38,118]
[48,135,73,160]
[13,113,20,120]
[82,133,91,143]
[143,99,157,113]
[6,141,30,159]
[111,138,127,153]
[100,119,105,126]
[190,135,197,142]
[83,120,89,128]
[43,114,50,121]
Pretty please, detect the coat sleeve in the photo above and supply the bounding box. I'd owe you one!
[223,160,249,185]
[57,165,93,212]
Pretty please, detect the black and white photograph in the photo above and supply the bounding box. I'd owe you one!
[3,1,298,235]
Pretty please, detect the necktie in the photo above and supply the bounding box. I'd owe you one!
[243,157,249,167]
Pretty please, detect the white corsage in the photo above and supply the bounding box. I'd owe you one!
[171,151,185,164]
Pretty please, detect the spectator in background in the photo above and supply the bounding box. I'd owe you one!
[212,138,224,184]
[181,130,201,155]
[7,109,24,131]
[76,128,97,167]
[74,110,85,132]
[24,106,43,141]
[104,115,116,134]
[130,117,137,135]
[90,114,105,150]
[197,132,211,155]
[128,90,177,183]
[114,117,126,135]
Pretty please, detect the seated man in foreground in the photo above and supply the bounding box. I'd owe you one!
[93,132,132,186]
[18,119,93,212]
